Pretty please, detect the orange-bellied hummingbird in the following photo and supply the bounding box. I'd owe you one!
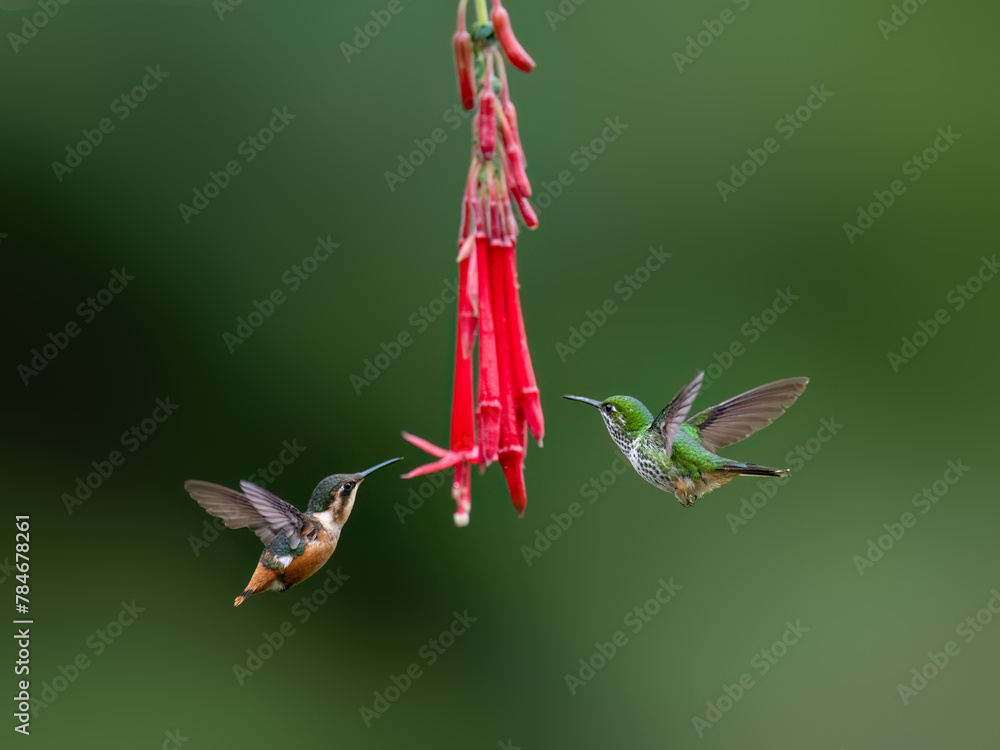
[185,457,402,606]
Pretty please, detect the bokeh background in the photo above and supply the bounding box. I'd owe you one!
[4,0,999,747]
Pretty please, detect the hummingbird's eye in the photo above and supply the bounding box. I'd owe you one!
[342,482,354,493]
[603,403,615,414]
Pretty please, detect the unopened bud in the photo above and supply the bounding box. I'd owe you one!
[491,0,536,73]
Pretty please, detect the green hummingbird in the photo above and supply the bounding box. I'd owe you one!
[564,372,809,506]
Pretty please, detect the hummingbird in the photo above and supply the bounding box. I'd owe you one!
[184,457,402,606]
[564,372,808,506]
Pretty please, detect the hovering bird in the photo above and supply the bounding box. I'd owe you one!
[185,458,402,606]
[564,373,808,506]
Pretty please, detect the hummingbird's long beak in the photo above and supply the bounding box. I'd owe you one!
[563,395,602,408]
[359,457,404,477]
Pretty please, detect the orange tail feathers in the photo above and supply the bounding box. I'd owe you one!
[233,563,278,607]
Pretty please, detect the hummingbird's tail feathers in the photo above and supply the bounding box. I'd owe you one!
[233,562,282,607]
[686,377,809,453]
[721,461,789,478]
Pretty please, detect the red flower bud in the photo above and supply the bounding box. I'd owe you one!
[503,99,520,147]
[453,30,475,111]
[479,90,497,161]
[511,188,538,229]
[491,0,535,73]
[504,141,531,198]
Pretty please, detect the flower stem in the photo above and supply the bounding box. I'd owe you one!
[475,0,488,26]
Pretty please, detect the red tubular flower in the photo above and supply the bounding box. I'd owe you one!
[474,235,501,465]
[491,0,536,73]
[403,0,542,525]
[489,242,528,514]
[501,245,543,444]
[449,266,477,525]
[456,240,477,358]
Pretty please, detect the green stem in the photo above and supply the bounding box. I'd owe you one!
[475,0,488,25]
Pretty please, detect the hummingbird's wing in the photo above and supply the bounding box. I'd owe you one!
[184,480,308,549]
[686,377,809,453]
[652,371,704,458]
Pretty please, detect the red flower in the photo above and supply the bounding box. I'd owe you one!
[403,0,541,526]
[491,0,535,73]
[452,16,475,111]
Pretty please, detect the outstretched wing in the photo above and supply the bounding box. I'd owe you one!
[184,480,307,548]
[652,371,705,458]
[686,377,809,453]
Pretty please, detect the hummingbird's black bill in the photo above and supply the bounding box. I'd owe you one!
[563,395,602,408]
[359,457,404,477]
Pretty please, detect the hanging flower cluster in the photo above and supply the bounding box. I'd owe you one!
[402,0,542,527]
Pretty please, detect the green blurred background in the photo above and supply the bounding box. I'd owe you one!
[3,0,999,747]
